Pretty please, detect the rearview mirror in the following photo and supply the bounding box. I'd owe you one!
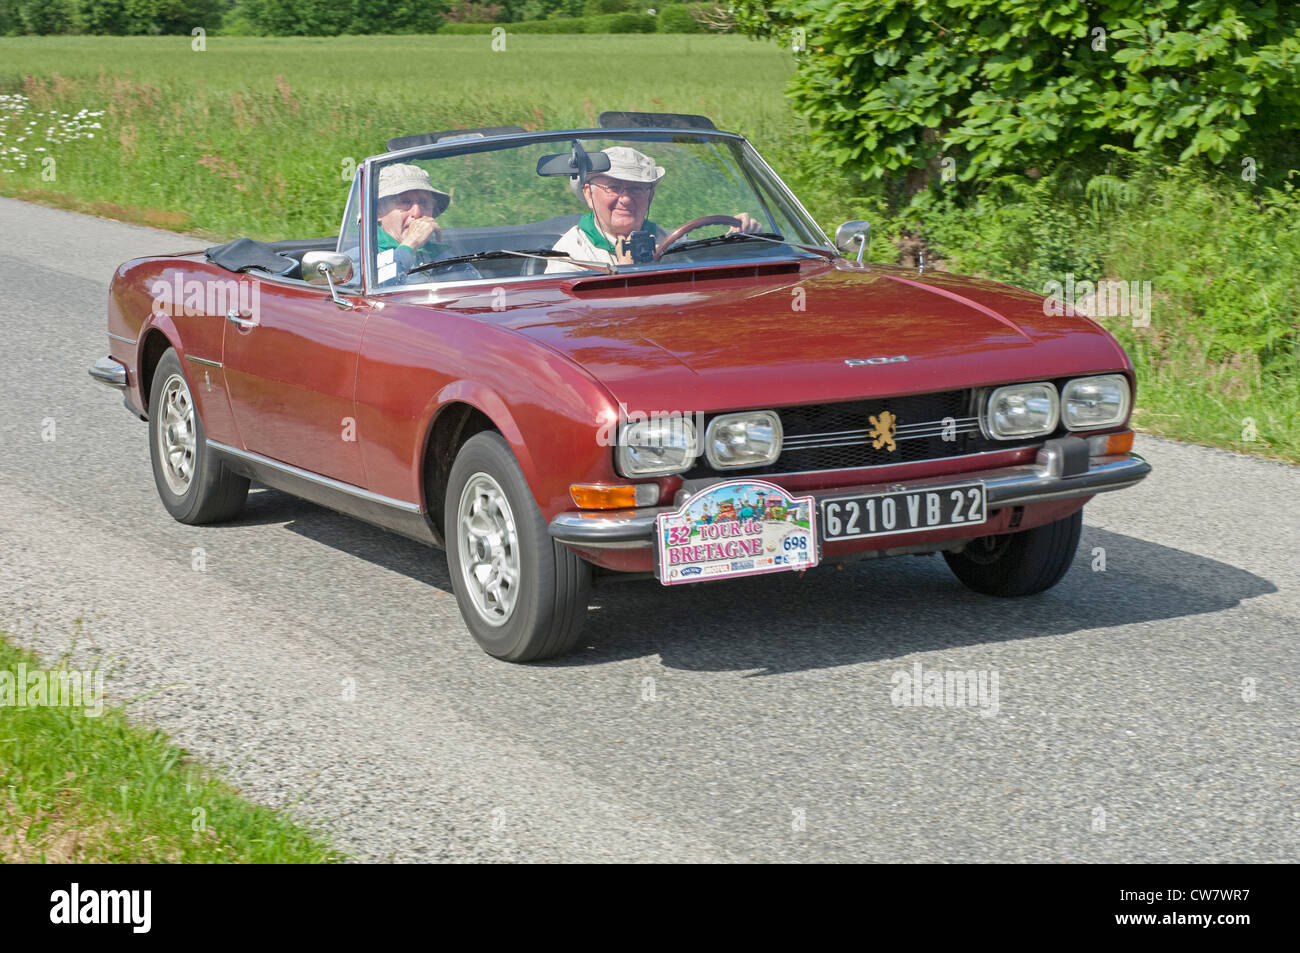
[835,220,870,262]
[537,150,612,177]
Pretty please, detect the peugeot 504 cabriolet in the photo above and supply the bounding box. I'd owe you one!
[91,112,1151,661]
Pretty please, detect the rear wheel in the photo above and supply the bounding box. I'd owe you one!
[148,348,249,524]
[445,431,592,661]
[942,509,1083,597]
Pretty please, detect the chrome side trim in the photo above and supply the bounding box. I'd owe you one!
[108,332,137,345]
[185,355,223,368]
[89,356,127,390]
[549,451,1151,549]
[206,442,438,547]
[208,441,420,512]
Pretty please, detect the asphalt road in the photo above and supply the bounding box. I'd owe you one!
[1,196,1297,863]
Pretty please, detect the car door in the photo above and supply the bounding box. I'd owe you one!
[222,275,369,487]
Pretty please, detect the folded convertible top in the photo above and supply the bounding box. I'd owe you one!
[204,238,298,275]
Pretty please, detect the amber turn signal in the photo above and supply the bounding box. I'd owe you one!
[570,484,659,509]
[1086,430,1134,456]
[1103,431,1134,455]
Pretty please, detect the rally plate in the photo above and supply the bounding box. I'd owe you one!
[656,479,819,585]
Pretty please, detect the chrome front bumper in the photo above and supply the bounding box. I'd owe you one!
[548,437,1151,550]
[89,356,128,389]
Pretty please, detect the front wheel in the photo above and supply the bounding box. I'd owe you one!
[148,348,249,524]
[444,431,592,662]
[942,509,1083,597]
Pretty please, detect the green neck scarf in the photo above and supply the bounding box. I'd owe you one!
[578,212,657,253]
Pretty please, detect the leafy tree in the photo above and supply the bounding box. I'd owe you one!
[238,0,443,34]
[238,0,349,34]
[10,0,75,32]
[729,0,1300,194]
[348,0,444,33]
[76,0,224,34]
[657,3,700,33]
[442,0,500,22]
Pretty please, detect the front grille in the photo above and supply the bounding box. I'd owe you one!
[685,389,1039,478]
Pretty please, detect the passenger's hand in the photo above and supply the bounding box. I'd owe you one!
[400,217,441,249]
[726,213,763,236]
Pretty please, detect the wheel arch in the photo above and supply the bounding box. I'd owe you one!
[137,318,183,417]
[419,387,535,545]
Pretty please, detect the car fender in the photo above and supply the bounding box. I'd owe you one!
[355,299,622,517]
[426,379,537,492]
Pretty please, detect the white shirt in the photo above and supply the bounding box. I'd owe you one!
[545,217,667,274]
[545,222,617,274]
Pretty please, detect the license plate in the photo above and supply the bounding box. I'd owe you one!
[820,482,986,541]
[656,479,819,585]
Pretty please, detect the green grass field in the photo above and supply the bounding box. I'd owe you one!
[0,35,854,237]
[0,34,1295,462]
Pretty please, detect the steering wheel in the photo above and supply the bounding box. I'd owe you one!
[653,216,743,262]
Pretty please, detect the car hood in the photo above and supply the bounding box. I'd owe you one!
[428,260,1131,411]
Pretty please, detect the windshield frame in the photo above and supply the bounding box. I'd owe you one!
[358,127,835,295]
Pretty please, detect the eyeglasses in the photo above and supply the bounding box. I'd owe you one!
[382,193,432,212]
[589,180,654,198]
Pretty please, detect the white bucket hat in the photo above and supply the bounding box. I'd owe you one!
[378,163,451,216]
[598,146,665,183]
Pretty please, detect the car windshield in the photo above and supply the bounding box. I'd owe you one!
[361,131,831,288]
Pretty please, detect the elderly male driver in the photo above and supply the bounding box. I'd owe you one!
[374,163,478,285]
[546,146,762,273]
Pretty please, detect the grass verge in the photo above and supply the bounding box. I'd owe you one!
[0,634,342,863]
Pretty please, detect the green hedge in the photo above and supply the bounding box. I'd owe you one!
[593,12,654,32]
[439,12,655,33]
[657,4,701,33]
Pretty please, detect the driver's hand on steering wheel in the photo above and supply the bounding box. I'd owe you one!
[726,213,763,236]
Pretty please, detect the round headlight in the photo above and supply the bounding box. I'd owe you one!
[704,411,783,469]
[1061,375,1131,431]
[986,383,1059,439]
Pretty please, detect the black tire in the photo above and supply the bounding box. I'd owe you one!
[444,431,592,662]
[942,508,1083,597]
[148,348,249,524]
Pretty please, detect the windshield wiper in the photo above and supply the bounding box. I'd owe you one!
[657,232,837,262]
[408,247,613,276]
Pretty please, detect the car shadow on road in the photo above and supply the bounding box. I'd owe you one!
[569,525,1279,674]
[244,490,1277,675]
[233,487,455,589]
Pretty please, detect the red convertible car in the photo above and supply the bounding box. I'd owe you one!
[92,113,1151,661]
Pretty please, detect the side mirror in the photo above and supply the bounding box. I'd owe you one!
[302,251,355,309]
[835,220,870,262]
[302,251,353,286]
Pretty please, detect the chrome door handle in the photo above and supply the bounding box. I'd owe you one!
[226,309,257,329]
